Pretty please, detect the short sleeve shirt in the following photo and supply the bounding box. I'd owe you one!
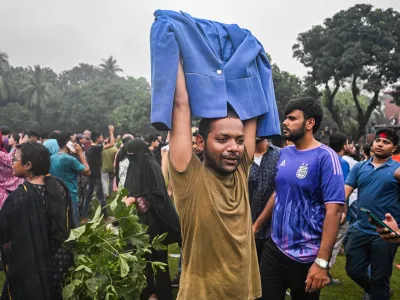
[50,153,85,202]
[169,149,261,300]
[272,145,345,263]
[345,157,400,235]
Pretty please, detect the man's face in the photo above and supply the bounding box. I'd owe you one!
[201,117,244,175]
[97,135,104,144]
[192,135,203,157]
[8,135,16,147]
[79,138,86,145]
[152,140,160,148]
[344,141,356,156]
[84,131,91,139]
[12,149,29,178]
[372,138,395,159]
[158,135,162,142]
[282,110,307,142]
[28,136,38,143]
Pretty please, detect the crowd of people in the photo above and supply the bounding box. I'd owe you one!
[1,72,400,300]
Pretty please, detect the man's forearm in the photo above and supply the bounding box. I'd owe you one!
[254,193,275,229]
[109,130,115,146]
[78,152,89,169]
[317,205,342,261]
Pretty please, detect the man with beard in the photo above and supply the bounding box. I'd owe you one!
[168,61,261,299]
[344,128,400,300]
[253,98,345,300]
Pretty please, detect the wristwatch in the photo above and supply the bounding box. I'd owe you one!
[314,258,329,269]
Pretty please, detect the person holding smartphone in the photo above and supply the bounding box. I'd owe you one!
[376,213,400,244]
[344,128,400,300]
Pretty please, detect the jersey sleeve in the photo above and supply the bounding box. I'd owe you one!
[345,163,359,188]
[320,152,345,205]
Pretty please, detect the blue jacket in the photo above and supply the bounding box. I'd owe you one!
[150,10,281,137]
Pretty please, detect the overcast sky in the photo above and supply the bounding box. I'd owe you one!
[1,0,399,79]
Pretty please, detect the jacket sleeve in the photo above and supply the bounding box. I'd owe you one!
[150,16,180,131]
[255,42,281,137]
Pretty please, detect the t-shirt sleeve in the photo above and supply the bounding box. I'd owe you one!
[240,146,253,174]
[168,153,202,200]
[345,163,359,188]
[320,152,345,205]
[69,156,85,173]
[341,160,350,181]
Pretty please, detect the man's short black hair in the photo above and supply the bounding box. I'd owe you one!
[283,98,323,134]
[375,128,399,146]
[91,131,101,142]
[0,125,11,135]
[147,135,158,144]
[329,132,348,153]
[27,130,40,138]
[56,132,73,149]
[198,109,240,141]
[40,131,49,140]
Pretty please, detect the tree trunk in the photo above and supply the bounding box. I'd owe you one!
[324,80,345,132]
[353,89,380,141]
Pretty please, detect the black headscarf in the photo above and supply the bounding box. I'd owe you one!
[124,139,181,245]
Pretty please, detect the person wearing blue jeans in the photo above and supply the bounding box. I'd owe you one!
[82,176,108,219]
[81,126,115,223]
[344,128,400,300]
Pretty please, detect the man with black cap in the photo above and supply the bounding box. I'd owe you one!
[344,128,400,300]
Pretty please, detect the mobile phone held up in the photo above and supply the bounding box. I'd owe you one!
[67,141,76,154]
[360,207,400,238]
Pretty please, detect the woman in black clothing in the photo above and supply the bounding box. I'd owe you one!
[0,142,74,300]
[123,139,181,300]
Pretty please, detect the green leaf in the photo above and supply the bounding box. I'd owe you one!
[65,225,86,243]
[75,265,93,274]
[62,279,82,299]
[119,255,130,277]
[151,233,168,251]
[85,277,99,293]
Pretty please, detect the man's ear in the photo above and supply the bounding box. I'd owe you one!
[196,134,205,151]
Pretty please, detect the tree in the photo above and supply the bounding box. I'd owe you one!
[19,65,53,121]
[272,64,303,121]
[0,51,14,104]
[293,4,400,140]
[99,56,123,79]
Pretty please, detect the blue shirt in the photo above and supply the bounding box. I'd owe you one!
[249,145,280,239]
[150,10,280,137]
[339,156,350,181]
[345,157,400,235]
[272,145,345,263]
[50,153,85,202]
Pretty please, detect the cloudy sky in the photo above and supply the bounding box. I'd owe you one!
[1,0,399,79]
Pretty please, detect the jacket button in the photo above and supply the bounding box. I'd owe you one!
[216,70,223,75]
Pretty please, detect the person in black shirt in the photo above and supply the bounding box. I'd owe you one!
[81,125,115,224]
[147,135,161,166]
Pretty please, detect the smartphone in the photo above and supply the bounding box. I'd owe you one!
[360,207,400,238]
[67,141,76,153]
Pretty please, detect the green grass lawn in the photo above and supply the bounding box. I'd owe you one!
[2,192,399,299]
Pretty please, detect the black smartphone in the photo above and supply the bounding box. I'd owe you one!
[360,207,400,238]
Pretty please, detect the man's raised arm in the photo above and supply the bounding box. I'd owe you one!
[169,60,193,172]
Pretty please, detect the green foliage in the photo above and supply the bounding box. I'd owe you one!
[293,4,400,139]
[62,188,166,300]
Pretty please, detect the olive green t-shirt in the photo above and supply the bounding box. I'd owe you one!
[169,150,261,300]
[101,146,118,173]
